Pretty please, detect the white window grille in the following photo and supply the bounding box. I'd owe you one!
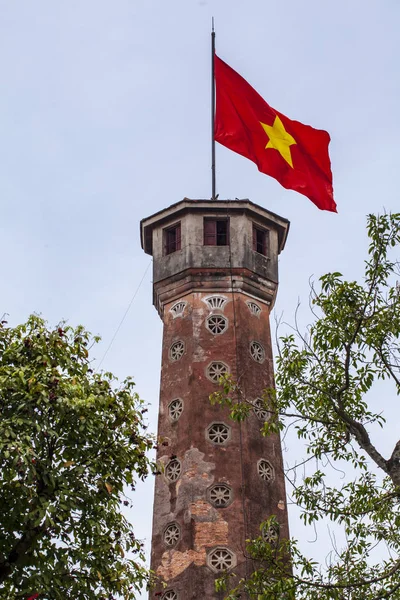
[206,314,228,335]
[207,423,231,445]
[206,361,229,383]
[246,301,262,316]
[203,295,228,311]
[253,398,271,421]
[168,398,183,421]
[163,523,180,547]
[257,459,275,482]
[169,340,185,362]
[207,547,236,572]
[208,484,233,508]
[250,341,265,363]
[169,301,186,319]
[162,591,178,600]
[165,459,181,483]
[262,524,279,545]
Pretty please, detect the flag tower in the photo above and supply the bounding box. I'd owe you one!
[141,198,290,599]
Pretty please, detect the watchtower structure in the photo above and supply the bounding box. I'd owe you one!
[141,198,290,599]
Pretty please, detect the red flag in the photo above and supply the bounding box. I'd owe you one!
[214,55,336,212]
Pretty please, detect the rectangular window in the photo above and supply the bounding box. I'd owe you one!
[204,218,229,246]
[164,222,181,255]
[252,225,269,256]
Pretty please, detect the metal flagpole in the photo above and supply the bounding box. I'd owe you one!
[211,18,216,200]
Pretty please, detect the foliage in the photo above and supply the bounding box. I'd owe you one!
[0,315,155,600]
[211,213,400,599]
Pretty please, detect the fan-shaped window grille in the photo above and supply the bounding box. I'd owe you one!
[206,315,228,335]
[246,301,261,316]
[169,341,185,362]
[165,459,181,483]
[207,423,231,445]
[168,398,183,421]
[162,591,178,600]
[207,547,236,572]
[250,341,265,363]
[253,398,271,421]
[257,459,275,482]
[208,484,233,508]
[262,524,279,545]
[170,301,186,318]
[163,523,180,547]
[206,361,229,383]
[203,295,228,311]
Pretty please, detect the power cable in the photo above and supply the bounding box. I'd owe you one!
[96,260,152,371]
[226,206,251,581]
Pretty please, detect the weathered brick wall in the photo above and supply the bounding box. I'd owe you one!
[149,290,289,599]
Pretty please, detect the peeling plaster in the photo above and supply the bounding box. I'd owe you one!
[157,548,206,581]
[192,303,206,362]
[157,500,229,581]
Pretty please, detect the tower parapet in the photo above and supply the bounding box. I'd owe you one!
[141,199,290,599]
[141,198,289,316]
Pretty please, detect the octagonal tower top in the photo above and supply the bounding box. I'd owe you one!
[140,198,290,317]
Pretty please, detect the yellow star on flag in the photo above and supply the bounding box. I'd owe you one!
[260,116,297,168]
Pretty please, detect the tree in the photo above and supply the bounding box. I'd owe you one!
[212,213,400,599]
[0,315,154,600]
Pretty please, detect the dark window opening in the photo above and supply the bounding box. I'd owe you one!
[204,219,230,246]
[253,225,269,256]
[164,223,181,255]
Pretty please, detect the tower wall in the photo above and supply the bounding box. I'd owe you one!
[141,199,290,600]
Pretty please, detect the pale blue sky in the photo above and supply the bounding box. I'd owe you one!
[1,1,399,597]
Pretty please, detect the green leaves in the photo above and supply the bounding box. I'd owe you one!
[0,316,155,599]
[212,214,400,599]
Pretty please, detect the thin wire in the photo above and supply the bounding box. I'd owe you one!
[226,208,251,580]
[96,260,152,371]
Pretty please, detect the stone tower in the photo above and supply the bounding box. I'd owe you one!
[140,198,290,599]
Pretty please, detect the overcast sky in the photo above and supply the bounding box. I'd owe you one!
[1,1,399,597]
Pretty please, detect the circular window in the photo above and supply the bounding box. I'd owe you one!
[262,524,279,546]
[207,423,231,445]
[253,398,271,421]
[208,483,233,508]
[163,523,180,547]
[257,459,275,482]
[250,341,265,363]
[207,547,236,572]
[168,398,183,421]
[206,361,229,383]
[169,341,185,361]
[165,459,181,483]
[162,591,178,600]
[206,315,228,335]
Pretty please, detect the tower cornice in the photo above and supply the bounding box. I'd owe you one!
[140,198,290,256]
[153,267,277,318]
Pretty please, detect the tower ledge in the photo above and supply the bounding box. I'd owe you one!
[140,198,290,317]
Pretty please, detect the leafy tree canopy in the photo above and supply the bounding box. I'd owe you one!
[212,213,400,599]
[0,316,154,600]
